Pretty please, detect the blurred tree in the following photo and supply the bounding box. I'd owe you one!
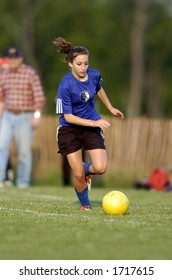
[128,0,172,117]
[128,0,150,117]
[145,0,172,117]
[0,0,44,71]
[0,0,172,117]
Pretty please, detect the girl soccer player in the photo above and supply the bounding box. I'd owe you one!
[53,37,124,210]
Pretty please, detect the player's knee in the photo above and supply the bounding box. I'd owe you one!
[74,170,85,183]
[74,171,86,192]
[94,163,107,175]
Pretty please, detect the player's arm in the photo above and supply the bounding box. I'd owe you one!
[62,86,110,128]
[64,114,110,129]
[97,87,124,119]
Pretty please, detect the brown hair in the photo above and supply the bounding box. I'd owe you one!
[53,37,89,63]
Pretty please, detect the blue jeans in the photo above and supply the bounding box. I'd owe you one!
[0,111,34,186]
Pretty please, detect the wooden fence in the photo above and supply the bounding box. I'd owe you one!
[10,116,172,181]
[104,117,172,177]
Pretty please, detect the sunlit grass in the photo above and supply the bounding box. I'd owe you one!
[0,186,171,260]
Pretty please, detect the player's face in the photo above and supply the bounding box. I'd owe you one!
[69,54,89,80]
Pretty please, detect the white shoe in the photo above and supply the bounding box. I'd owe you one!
[4,180,13,187]
[0,181,4,189]
[17,184,29,189]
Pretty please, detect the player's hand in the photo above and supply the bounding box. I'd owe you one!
[94,119,110,129]
[110,107,124,119]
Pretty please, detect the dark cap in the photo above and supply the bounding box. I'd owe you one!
[6,47,22,58]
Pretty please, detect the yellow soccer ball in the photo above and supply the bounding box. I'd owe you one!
[102,190,129,215]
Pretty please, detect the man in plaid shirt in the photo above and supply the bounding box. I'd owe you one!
[0,47,45,188]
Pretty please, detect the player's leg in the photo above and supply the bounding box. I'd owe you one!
[67,149,91,209]
[61,155,71,186]
[82,128,106,177]
[67,149,85,191]
[87,148,108,175]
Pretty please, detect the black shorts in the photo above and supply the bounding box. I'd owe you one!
[57,126,105,155]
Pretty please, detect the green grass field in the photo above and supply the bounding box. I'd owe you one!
[0,185,172,260]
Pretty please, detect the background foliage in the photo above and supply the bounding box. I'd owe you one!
[1,0,172,117]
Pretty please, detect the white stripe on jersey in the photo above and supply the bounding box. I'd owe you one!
[56,98,63,114]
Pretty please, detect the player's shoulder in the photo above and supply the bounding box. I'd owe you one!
[60,72,74,88]
[61,72,72,82]
[87,68,101,77]
[87,68,102,84]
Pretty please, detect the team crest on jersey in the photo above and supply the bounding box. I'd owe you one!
[80,91,91,102]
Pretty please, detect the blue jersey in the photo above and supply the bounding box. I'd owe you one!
[56,68,102,126]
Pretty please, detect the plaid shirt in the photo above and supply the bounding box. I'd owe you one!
[0,63,45,112]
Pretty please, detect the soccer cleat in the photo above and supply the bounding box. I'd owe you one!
[85,175,91,191]
[80,205,92,211]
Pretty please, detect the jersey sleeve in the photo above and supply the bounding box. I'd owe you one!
[56,84,63,114]
[56,85,72,115]
[95,71,102,93]
[56,98,63,114]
